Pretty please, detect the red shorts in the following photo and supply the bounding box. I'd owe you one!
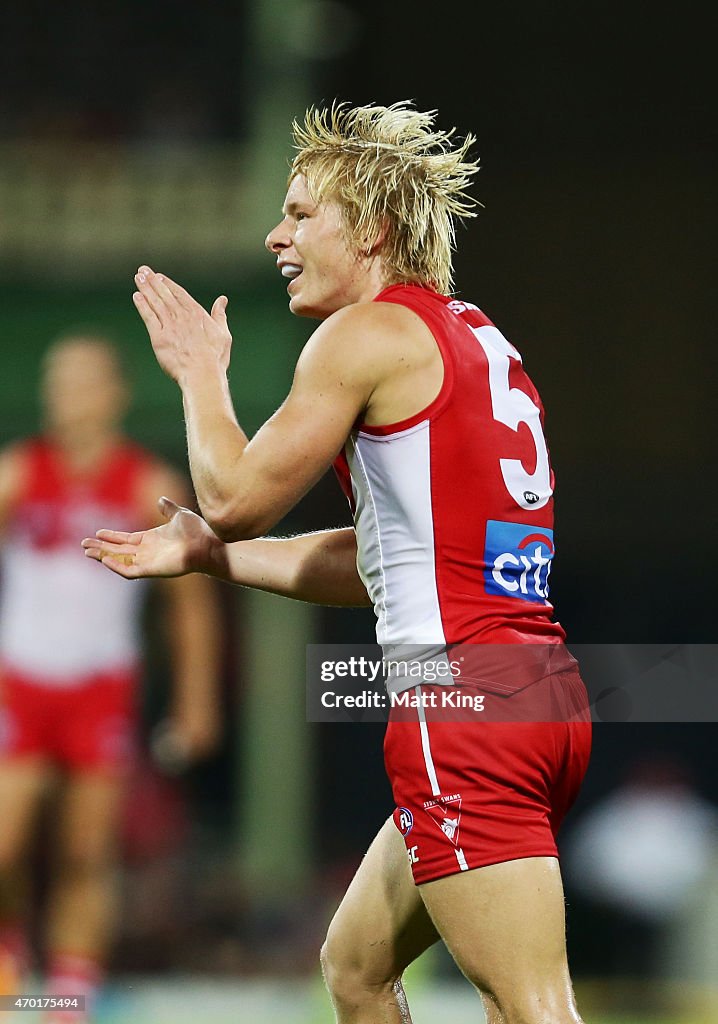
[0,666,139,775]
[384,666,592,885]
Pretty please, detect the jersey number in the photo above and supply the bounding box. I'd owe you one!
[471,326,552,511]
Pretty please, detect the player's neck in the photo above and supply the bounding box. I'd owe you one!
[47,426,122,474]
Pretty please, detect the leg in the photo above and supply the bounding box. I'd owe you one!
[46,770,125,964]
[0,758,53,987]
[420,856,583,1024]
[322,817,440,1024]
[0,757,52,882]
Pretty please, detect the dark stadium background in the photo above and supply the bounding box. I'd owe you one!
[0,1,715,1017]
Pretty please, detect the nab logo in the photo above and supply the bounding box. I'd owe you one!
[396,807,414,837]
[483,520,554,604]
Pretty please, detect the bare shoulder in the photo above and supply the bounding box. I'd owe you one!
[0,442,31,522]
[316,299,445,427]
[0,442,30,491]
[323,298,430,348]
[300,298,436,381]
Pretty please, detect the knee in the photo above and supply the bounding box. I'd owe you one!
[319,940,338,995]
[489,989,581,1024]
[320,933,398,1008]
[321,937,370,1006]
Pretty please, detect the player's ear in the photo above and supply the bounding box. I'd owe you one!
[362,219,389,258]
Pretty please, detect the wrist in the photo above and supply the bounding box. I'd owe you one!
[201,529,232,579]
[177,357,228,395]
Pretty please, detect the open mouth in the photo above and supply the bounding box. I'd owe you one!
[281,263,303,282]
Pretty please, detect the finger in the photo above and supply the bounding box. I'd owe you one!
[99,554,144,579]
[138,266,190,316]
[97,540,137,561]
[158,495,181,520]
[135,267,172,322]
[94,528,144,544]
[82,540,139,573]
[81,536,104,549]
[157,274,196,311]
[132,290,162,333]
[81,536,123,553]
[84,538,138,563]
[211,295,229,324]
[101,551,137,566]
[82,541,105,562]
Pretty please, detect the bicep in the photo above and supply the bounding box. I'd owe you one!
[226,332,373,536]
[237,388,359,520]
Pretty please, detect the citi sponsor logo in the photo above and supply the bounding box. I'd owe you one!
[483,520,554,604]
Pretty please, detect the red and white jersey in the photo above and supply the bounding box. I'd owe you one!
[334,284,565,669]
[0,438,155,685]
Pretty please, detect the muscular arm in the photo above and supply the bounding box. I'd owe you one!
[89,266,438,605]
[132,268,425,542]
[84,505,371,608]
[176,305,372,540]
[207,526,371,607]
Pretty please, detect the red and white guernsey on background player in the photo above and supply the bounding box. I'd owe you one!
[85,103,591,1024]
[0,336,222,1024]
[0,439,152,766]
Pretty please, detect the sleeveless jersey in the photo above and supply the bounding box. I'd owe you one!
[333,284,566,682]
[0,438,154,684]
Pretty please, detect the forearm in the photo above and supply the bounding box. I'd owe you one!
[180,365,249,526]
[205,526,371,607]
[162,573,223,712]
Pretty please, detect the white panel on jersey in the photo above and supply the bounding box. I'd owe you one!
[346,420,447,655]
[0,543,146,683]
[416,686,441,797]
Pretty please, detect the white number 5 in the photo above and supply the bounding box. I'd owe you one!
[472,326,552,511]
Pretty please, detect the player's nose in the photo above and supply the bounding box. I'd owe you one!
[265,219,291,254]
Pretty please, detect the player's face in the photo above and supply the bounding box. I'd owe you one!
[265,175,376,319]
[42,341,128,436]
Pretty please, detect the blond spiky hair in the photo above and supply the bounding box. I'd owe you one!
[289,101,480,294]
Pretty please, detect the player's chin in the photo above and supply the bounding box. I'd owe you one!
[288,292,323,319]
[288,291,338,321]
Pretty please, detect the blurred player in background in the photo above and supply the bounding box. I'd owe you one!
[85,103,591,1024]
[0,334,223,1023]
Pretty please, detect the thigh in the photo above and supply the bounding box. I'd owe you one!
[0,758,53,866]
[55,771,126,866]
[420,855,580,1019]
[325,817,439,983]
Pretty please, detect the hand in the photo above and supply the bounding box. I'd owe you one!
[81,496,219,579]
[151,706,222,773]
[132,265,231,385]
